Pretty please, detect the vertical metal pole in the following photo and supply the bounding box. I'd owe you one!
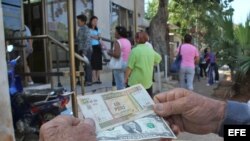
[42,0,49,83]
[165,55,168,82]
[56,45,62,87]
[79,62,85,95]
[67,0,78,117]
[48,41,54,89]
[23,45,28,86]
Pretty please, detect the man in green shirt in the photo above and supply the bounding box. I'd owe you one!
[125,32,162,97]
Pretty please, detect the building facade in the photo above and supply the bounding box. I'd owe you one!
[1,0,146,82]
[45,0,145,42]
[0,1,145,138]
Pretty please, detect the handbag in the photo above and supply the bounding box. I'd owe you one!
[170,45,182,73]
[108,40,123,69]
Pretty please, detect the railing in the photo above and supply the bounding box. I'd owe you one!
[5,34,86,94]
[6,35,86,63]
[5,35,115,91]
[101,37,114,44]
[6,34,115,117]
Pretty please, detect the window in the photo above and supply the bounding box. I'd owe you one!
[47,0,68,41]
[75,0,93,19]
[46,0,93,41]
[46,0,93,67]
[111,3,134,40]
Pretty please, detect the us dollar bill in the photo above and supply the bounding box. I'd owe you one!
[77,85,155,131]
[97,113,177,141]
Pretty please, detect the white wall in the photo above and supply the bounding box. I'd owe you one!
[112,0,134,11]
[93,0,111,40]
[112,0,145,31]
[0,2,15,141]
[136,0,145,28]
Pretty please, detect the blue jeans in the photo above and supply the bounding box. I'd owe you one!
[207,64,214,85]
[179,67,195,90]
[113,62,127,90]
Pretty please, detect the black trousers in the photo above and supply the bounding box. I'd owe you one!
[213,63,219,81]
[199,63,207,77]
[146,86,153,98]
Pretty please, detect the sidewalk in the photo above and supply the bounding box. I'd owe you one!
[171,77,223,141]
[26,67,223,141]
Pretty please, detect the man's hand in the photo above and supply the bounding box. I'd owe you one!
[153,88,226,135]
[39,116,96,141]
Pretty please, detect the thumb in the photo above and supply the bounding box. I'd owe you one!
[83,118,96,128]
[73,119,97,141]
[75,118,96,134]
[154,98,186,117]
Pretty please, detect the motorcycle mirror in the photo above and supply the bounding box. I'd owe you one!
[7,44,14,52]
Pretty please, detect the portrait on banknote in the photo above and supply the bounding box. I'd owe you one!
[122,121,142,133]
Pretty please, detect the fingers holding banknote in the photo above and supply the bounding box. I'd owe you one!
[153,88,226,135]
[39,116,96,141]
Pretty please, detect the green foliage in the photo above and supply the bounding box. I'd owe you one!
[235,14,250,54]
[208,12,250,79]
[145,0,159,20]
[209,11,238,68]
[235,14,250,76]
[145,0,232,36]
[167,0,233,38]
[146,0,250,82]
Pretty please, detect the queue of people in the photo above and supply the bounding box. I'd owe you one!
[77,16,220,93]
[38,15,250,141]
[77,14,161,93]
[76,15,103,86]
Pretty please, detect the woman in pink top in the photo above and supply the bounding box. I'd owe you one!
[177,34,199,90]
[108,26,131,90]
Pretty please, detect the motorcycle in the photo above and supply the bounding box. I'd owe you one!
[7,45,71,137]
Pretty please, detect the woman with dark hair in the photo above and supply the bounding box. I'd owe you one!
[108,26,131,90]
[205,48,219,86]
[199,48,208,78]
[178,34,199,90]
[125,32,161,97]
[88,16,102,84]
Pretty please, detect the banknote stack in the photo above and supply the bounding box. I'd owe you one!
[77,84,177,141]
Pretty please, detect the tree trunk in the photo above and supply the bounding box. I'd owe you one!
[149,0,169,70]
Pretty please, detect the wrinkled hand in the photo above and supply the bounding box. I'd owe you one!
[39,116,96,141]
[153,88,226,136]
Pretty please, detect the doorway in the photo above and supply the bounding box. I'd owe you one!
[23,0,46,83]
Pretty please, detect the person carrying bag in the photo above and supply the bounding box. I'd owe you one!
[108,26,131,90]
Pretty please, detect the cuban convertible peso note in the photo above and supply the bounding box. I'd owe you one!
[77,84,155,131]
